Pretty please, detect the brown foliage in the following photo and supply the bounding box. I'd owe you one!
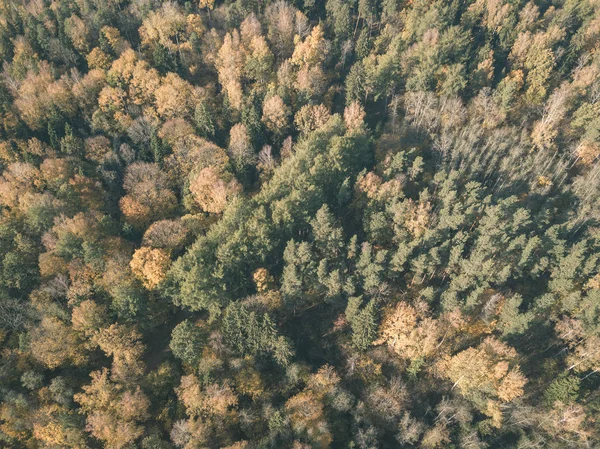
[142,219,189,250]
[119,162,177,228]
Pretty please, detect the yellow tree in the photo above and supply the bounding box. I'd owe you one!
[93,324,146,383]
[75,368,149,449]
[262,95,290,137]
[32,405,88,449]
[175,374,239,447]
[188,166,241,214]
[375,301,448,362]
[14,63,76,131]
[30,316,88,369]
[216,31,245,110]
[72,299,107,341]
[285,390,332,448]
[154,73,200,119]
[130,246,171,289]
[139,1,204,73]
[435,337,526,427]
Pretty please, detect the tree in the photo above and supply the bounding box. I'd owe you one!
[349,298,378,351]
[326,0,353,40]
[155,73,199,119]
[228,123,255,174]
[285,390,332,448]
[188,166,241,214]
[265,1,306,59]
[142,219,188,250]
[194,100,215,138]
[344,101,366,132]
[262,95,289,138]
[245,35,274,85]
[170,319,205,365]
[71,299,107,340]
[75,368,149,449]
[30,316,87,369]
[222,303,292,366]
[435,337,526,427]
[14,63,76,131]
[294,104,331,134]
[130,247,171,289]
[291,25,328,68]
[216,31,245,110]
[375,301,449,362]
[93,324,145,383]
[119,162,177,229]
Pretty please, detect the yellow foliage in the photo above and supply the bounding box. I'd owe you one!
[72,300,107,339]
[93,325,145,383]
[189,166,241,214]
[216,31,245,110]
[285,390,332,449]
[155,73,198,119]
[344,101,366,131]
[405,200,432,238]
[376,301,443,361]
[87,47,112,70]
[576,141,600,166]
[30,316,87,369]
[435,337,526,426]
[75,368,149,449]
[291,24,328,68]
[177,375,238,418]
[234,365,264,399]
[32,405,88,449]
[253,268,274,293]
[14,63,76,130]
[586,273,600,290]
[262,95,289,134]
[101,26,130,54]
[130,246,171,289]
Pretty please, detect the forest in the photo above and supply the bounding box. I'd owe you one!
[0,0,600,448]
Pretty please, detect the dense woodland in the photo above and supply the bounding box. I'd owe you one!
[0,0,600,448]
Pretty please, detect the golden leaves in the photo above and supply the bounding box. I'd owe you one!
[130,246,171,289]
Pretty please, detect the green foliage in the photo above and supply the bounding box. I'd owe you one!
[20,371,43,390]
[349,298,378,351]
[222,303,292,366]
[1,1,600,447]
[194,100,215,138]
[544,375,581,406]
[170,320,205,365]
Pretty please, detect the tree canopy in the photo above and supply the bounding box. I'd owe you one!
[1,0,600,448]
